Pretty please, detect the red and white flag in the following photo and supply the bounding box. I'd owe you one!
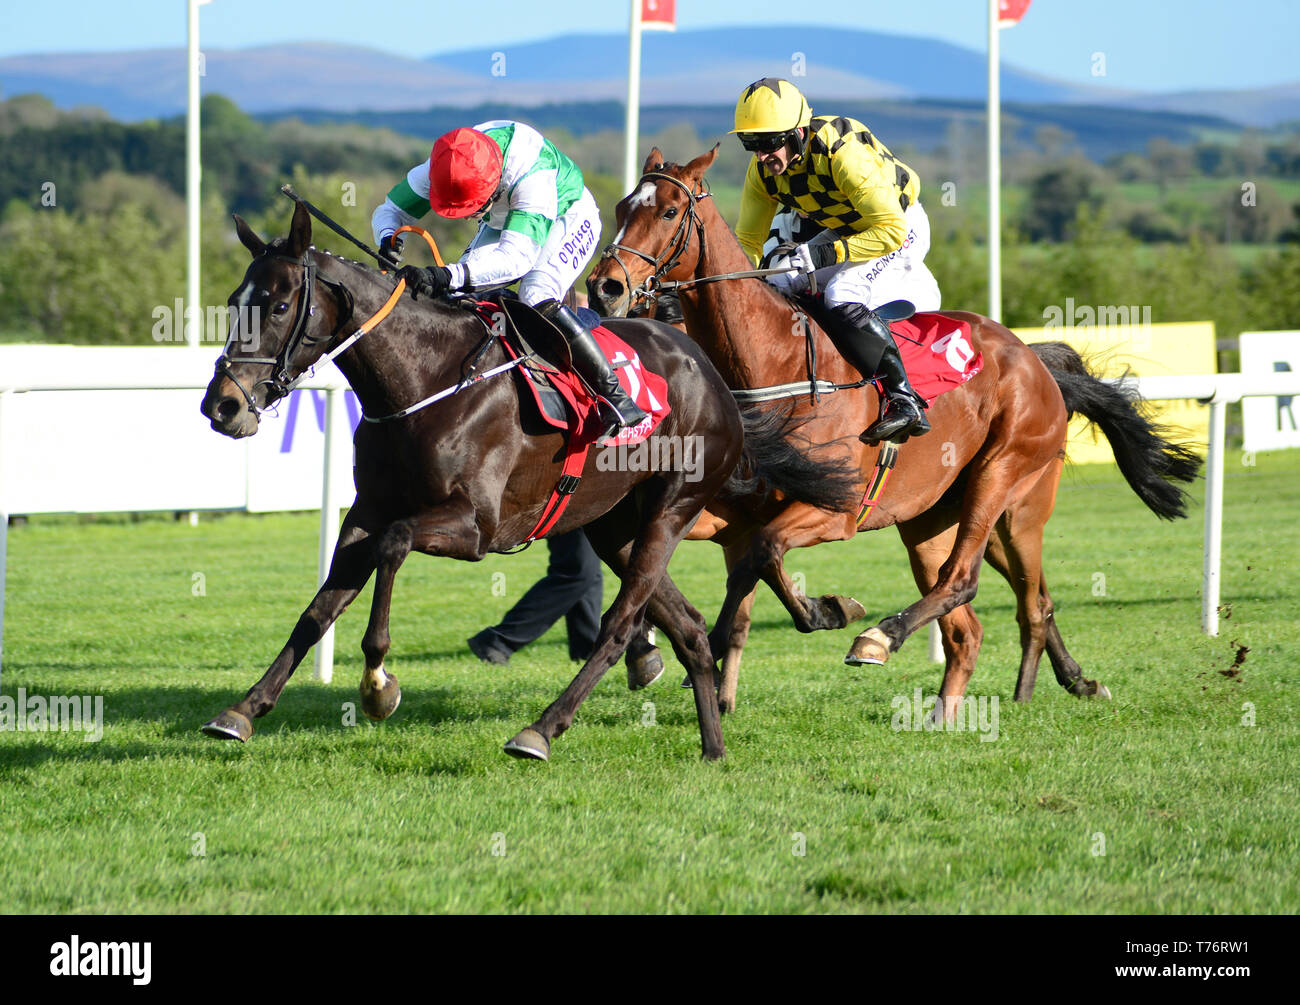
[641,0,676,32]
[998,0,1031,27]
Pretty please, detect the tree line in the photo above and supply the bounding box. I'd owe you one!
[1,92,1297,350]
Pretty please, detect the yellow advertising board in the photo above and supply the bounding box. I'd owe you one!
[1014,316,1214,465]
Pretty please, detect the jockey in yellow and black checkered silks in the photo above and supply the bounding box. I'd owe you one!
[733,77,921,270]
[731,76,936,445]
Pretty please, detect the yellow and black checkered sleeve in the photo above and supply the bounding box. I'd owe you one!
[736,158,781,268]
[827,136,909,262]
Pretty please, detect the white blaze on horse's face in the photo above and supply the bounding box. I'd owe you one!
[612,182,659,246]
[629,182,657,209]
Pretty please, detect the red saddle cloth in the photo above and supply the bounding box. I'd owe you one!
[502,323,672,448]
[892,312,984,404]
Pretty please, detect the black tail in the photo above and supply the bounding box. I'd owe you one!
[1031,341,1202,520]
[721,405,860,513]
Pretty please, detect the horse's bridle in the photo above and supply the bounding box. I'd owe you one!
[598,171,709,310]
[216,249,354,416]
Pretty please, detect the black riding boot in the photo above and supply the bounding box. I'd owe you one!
[865,344,931,444]
[538,300,649,437]
[821,302,930,444]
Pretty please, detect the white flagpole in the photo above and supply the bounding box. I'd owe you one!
[623,0,643,196]
[987,0,1001,324]
[186,0,211,349]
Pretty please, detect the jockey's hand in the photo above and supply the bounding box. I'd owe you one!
[767,240,836,295]
[766,267,802,295]
[378,234,404,267]
[395,265,452,300]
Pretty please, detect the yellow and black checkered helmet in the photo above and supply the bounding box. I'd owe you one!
[731,77,813,135]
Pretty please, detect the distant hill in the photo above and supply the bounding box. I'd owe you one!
[271,99,1245,163]
[2,26,1297,127]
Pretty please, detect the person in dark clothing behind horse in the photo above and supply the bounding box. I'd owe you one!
[468,529,602,665]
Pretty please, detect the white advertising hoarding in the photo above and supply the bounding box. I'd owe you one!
[0,346,358,515]
[1240,331,1300,452]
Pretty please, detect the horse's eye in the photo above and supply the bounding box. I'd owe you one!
[663,208,678,220]
[273,302,290,315]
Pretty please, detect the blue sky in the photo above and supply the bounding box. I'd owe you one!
[0,0,1295,93]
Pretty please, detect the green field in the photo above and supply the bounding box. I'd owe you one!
[2,450,1298,914]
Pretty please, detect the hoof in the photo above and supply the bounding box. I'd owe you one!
[1071,679,1112,701]
[828,595,868,627]
[844,627,891,666]
[504,728,550,761]
[626,647,665,691]
[201,708,253,742]
[360,670,402,722]
[680,669,722,691]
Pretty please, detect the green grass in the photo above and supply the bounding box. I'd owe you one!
[3,450,1299,913]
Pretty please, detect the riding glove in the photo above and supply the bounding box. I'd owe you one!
[766,240,836,294]
[378,234,404,266]
[395,265,454,300]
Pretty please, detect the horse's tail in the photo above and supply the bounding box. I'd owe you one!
[1031,341,1202,520]
[722,405,861,512]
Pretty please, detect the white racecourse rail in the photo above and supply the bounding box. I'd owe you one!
[0,346,353,683]
[1,347,1299,682]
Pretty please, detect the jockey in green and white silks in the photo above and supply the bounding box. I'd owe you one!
[373,120,646,435]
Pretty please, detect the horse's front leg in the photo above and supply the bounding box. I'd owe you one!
[202,506,380,741]
[359,494,490,723]
[508,496,724,762]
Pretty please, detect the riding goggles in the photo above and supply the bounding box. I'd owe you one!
[738,130,797,154]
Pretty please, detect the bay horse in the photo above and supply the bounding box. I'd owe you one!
[589,147,1200,718]
[197,200,811,761]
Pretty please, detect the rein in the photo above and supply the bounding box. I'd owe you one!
[600,171,805,309]
[597,170,858,406]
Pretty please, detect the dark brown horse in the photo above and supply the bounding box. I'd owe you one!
[198,201,774,760]
[589,148,1200,718]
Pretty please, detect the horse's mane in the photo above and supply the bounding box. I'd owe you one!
[298,240,472,329]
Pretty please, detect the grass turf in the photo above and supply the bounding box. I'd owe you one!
[1,448,1297,913]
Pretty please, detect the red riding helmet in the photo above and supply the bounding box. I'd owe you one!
[428,128,504,218]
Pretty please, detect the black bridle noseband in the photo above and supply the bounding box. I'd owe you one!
[216,248,354,416]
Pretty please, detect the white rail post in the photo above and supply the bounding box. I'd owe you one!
[1201,396,1227,636]
[313,388,345,682]
[929,622,944,663]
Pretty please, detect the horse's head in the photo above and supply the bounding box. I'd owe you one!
[587,146,718,317]
[200,202,353,438]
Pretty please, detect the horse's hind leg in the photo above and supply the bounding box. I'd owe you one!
[714,508,866,646]
[983,465,1110,702]
[982,519,1046,703]
[202,507,379,741]
[898,515,985,723]
[716,586,756,715]
[846,448,1047,667]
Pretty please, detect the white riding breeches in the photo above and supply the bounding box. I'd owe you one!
[765,202,942,313]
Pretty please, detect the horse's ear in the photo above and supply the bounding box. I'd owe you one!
[286,200,312,259]
[642,147,666,175]
[233,214,266,258]
[684,145,719,180]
